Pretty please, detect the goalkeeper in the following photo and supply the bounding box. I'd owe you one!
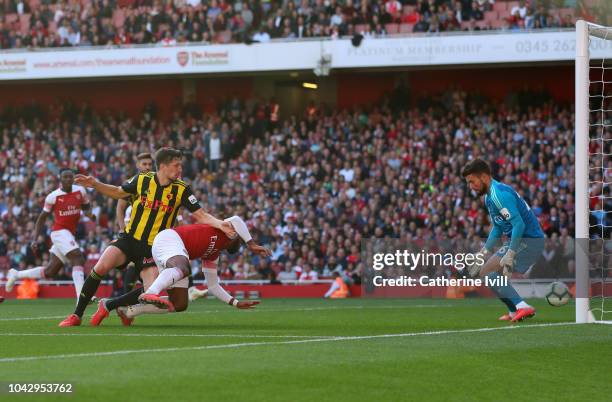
[462,159,545,323]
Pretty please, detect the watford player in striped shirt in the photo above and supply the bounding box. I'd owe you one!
[59,147,235,327]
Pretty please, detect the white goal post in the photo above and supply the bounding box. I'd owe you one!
[575,20,612,324]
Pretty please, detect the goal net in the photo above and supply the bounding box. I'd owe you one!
[576,20,612,323]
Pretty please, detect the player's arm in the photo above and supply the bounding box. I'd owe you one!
[74,174,131,200]
[495,191,526,274]
[483,223,502,252]
[496,192,526,252]
[202,261,259,310]
[182,185,236,238]
[32,210,50,251]
[81,203,96,221]
[115,198,128,231]
[224,215,271,257]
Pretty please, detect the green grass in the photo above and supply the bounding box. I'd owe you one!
[0,298,610,402]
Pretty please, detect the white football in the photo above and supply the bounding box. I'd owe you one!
[545,281,571,307]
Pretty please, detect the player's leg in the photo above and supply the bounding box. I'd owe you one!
[122,263,138,293]
[139,229,190,309]
[507,239,544,322]
[91,263,151,326]
[139,255,190,310]
[479,251,523,321]
[5,254,64,292]
[188,275,208,301]
[66,249,87,299]
[167,287,189,312]
[59,244,127,327]
[119,266,178,321]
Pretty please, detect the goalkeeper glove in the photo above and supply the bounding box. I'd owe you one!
[500,249,516,278]
[466,247,490,278]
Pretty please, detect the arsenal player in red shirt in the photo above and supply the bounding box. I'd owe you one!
[92,215,270,325]
[5,169,95,300]
[141,215,270,312]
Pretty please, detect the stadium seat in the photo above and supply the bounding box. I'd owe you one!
[493,3,506,13]
[0,256,9,270]
[19,14,31,34]
[385,23,399,34]
[28,0,41,11]
[491,19,505,29]
[112,9,126,29]
[4,13,18,25]
[484,11,498,23]
[399,23,414,33]
[475,20,488,30]
[402,6,415,16]
[354,24,367,34]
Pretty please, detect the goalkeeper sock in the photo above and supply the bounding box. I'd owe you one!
[74,271,102,318]
[145,268,184,295]
[486,272,521,312]
[105,287,144,312]
[515,301,531,309]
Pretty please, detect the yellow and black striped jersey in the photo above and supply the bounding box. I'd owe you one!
[121,172,201,245]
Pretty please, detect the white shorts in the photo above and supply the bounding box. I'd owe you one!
[152,229,189,289]
[49,229,80,265]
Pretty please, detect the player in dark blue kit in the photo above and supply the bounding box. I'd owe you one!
[462,159,545,323]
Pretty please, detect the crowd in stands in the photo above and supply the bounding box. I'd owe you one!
[0,0,596,50]
[1,83,607,286]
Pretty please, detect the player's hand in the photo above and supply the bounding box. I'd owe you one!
[466,247,489,278]
[248,243,272,258]
[236,300,260,309]
[220,221,237,239]
[30,241,39,254]
[500,249,516,278]
[74,174,97,188]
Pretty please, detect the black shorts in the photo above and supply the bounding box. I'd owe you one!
[109,233,156,273]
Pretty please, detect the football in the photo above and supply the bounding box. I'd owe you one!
[545,281,571,307]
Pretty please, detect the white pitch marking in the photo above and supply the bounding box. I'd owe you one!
[0,333,333,339]
[0,322,576,363]
[0,304,453,322]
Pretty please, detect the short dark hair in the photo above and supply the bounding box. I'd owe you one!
[59,168,74,176]
[461,159,491,177]
[136,152,152,161]
[154,147,182,167]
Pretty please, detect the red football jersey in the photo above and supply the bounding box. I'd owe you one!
[174,224,233,262]
[43,186,89,234]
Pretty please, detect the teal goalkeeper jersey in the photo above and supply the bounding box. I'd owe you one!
[484,180,544,251]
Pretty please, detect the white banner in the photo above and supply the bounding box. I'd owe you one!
[0,31,610,81]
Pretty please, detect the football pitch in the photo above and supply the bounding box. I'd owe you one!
[0,298,610,402]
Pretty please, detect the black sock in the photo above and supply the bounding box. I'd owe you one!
[105,287,144,311]
[123,265,138,294]
[188,275,194,288]
[74,271,102,318]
